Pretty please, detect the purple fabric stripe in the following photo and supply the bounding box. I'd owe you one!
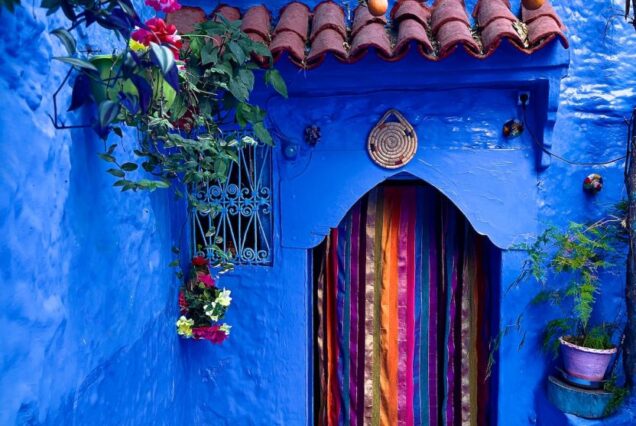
[428,198,439,426]
[397,192,410,425]
[356,196,367,426]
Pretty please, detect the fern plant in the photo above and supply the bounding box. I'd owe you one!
[516,220,622,355]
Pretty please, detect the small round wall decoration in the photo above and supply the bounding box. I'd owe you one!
[367,109,418,169]
[583,173,603,193]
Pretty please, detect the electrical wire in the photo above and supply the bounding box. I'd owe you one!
[521,103,627,167]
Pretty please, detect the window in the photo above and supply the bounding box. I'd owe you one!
[191,141,273,266]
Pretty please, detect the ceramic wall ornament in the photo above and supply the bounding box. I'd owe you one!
[583,174,603,193]
[304,125,321,147]
[367,109,418,169]
[503,119,524,138]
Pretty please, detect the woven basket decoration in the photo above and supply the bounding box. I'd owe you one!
[367,109,418,169]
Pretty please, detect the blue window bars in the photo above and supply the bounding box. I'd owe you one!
[191,140,273,266]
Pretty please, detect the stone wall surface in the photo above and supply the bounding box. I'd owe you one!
[2,0,636,425]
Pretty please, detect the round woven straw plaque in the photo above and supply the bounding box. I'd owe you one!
[367,109,417,169]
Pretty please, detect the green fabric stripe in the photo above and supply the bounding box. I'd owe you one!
[343,212,352,423]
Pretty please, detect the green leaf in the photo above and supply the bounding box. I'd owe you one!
[98,153,116,163]
[121,162,138,171]
[53,56,98,71]
[149,42,176,76]
[201,44,218,65]
[98,100,120,128]
[238,69,254,92]
[253,122,272,145]
[107,168,126,178]
[249,41,272,59]
[228,78,248,102]
[265,69,288,98]
[51,28,76,55]
[228,41,246,64]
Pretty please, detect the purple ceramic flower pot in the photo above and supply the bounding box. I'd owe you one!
[560,337,617,382]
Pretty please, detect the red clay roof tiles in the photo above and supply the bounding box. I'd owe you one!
[240,5,271,40]
[168,0,568,69]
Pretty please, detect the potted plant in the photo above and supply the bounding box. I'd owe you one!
[515,222,622,381]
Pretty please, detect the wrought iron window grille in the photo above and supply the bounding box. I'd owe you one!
[191,140,273,266]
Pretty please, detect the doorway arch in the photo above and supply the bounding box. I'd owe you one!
[312,180,500,425]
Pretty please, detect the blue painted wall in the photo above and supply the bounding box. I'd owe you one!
[1,0,636,425]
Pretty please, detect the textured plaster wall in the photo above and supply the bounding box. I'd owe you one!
[0,4,191,426]
[2,0,636,425]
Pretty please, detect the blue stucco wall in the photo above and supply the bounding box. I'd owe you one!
[2,0,636,425]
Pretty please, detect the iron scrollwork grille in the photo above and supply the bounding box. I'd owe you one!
[191,142,273,266]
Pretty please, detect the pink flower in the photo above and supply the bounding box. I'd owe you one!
[131,18,183,59]
[192,325,228,344]
[145,0,181,13]
[178,290,188,313]
[197,273,215,288]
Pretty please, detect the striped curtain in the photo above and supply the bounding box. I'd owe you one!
[314,184,498,426]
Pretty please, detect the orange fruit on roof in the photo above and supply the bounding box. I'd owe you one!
[367,0,388,17]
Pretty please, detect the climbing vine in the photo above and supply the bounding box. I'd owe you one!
[3,0,286,243]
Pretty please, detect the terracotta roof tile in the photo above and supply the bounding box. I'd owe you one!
[395,17,434,56]
[431,0,470,34]
[213,5,241,21]
[351,6,387,38]
[240,5,271,41]
[309,1,347,42]
[166,6,205,34]
[274,2,310,40]
[522,2,564,29]
[480,18,523,54]
[167,0,568,69]
[391,0,431,27]
[307,28,347,67]
[436,19,480,58]
[270,31,306,65]
[473,0,516,28]
[350,22,392,61]
[526,15,568,49]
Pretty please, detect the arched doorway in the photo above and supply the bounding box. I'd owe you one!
[312,181,500,426]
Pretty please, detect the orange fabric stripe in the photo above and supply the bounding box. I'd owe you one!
[379,189,400,426]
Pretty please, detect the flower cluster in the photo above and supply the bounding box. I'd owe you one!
[131,17,183,59]
[176,257,232,344]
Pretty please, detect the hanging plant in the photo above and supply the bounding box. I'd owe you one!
[1,0,288,258]
[176,256,232,343]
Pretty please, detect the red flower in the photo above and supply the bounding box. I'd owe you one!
[131,18,183,59]
[192,256,208,267]
[178,290,188,313]
[197,273,215,288]
[192,325,228,344]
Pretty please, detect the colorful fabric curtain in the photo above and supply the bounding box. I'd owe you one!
[314,184,498,426]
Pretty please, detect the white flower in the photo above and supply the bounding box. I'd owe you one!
[204,303,219,321]
[220,324,232,335]
[242,135,257,145]
[216,289,232,307]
